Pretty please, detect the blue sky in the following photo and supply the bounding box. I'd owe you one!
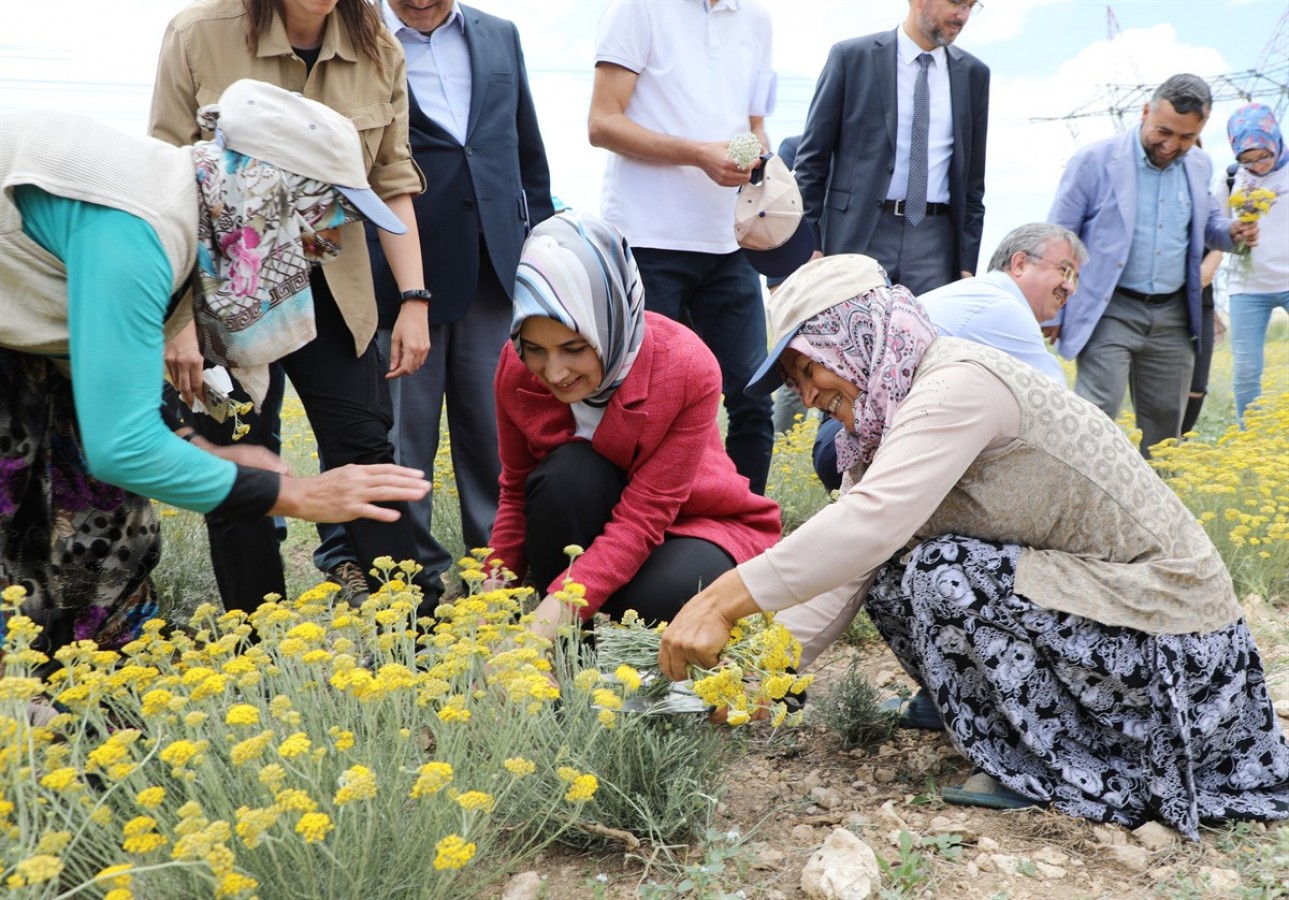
[1,0,1284,280]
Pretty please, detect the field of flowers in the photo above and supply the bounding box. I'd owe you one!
[3,326,1286,897]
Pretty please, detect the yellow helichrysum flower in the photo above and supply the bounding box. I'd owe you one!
[454,791,495,813]
[15,855,63,884]
[216,872,259,897]
[333,765,378,805]
[96,863,133,889]
[135,787,166,809]
[410,761,454,798]
[224,704,260,727]
[277,732,311,759]
[564,774,599,803]
[503,757,536,777]
[234,806,280,849]
[273,789,317,814]
[258,764,286,793]
[592,688,623,710]
[121,816,168,854]
[598,708,617,730]
[294,812,334,844]
[36,830,72,854]
[613,664,643,693]
[330,728,356,752]
[38,767,80,792]
[159,739,205,768]
[433,834,477,870]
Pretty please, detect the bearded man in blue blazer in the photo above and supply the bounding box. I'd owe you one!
[316,0,554,596]
[794,0,990,295]
[1048,74,1256,456]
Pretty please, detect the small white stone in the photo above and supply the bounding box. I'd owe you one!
[800,828,881,900]
[977,836,1000,852]
[500,872,544,900]
[1131,821,1178,852]
[1199,867,1242,893]
[872,768,897,784]
[1035,862,1067,880]
[792,823,819,844]
[1107,844,1152,873]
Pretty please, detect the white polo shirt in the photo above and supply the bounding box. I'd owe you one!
[595,0,775,253]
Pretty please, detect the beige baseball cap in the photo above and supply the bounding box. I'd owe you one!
[734,153,814,277]
[744,254,887,396]
[211,79,406,234]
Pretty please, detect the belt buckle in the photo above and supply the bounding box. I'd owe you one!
[890,199,905,217]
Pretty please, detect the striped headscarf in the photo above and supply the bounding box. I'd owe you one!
[511,211,646,411]
[786,283,935,470]
[1228,103,1288,173]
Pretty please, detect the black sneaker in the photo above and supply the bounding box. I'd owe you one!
[326,562,370,608]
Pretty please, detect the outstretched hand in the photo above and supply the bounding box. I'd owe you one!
[271,464,430,523]
[658,568,759,681]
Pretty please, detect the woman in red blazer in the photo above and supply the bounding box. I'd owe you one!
[490,212,781,635]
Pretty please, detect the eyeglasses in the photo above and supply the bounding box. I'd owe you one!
[1026,254,1079,288]
[945,0,984,12]
[1238,150,1275,169]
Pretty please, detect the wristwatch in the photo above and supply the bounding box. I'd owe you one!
[400,289,432,303]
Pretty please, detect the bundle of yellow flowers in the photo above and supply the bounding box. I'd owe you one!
[0,553,611,899]
[594,609,812,727]
[1228,185,1278,264]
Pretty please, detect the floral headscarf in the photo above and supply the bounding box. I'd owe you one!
[1228,103,1288,173]
[785,283,935,470]
[189,119,359,406]
[511,211,646,422]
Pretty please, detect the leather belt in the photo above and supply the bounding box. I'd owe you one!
[1117,286,1182,304]
[881,199,950,217]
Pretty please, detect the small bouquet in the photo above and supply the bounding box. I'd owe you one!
[593,609,812,727]
[726,132,764,171]
[1228,186,1278,274]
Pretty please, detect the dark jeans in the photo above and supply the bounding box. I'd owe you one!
[631,247,773,495]
[525,443,734,624]
[193,269,440,612]
[1181,285,1216,435]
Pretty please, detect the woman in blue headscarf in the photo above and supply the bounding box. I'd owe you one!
[1222,103,1289,423]
[489,212,781,638]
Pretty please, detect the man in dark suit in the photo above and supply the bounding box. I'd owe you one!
[794,0,990,295]
[315,0,554,596]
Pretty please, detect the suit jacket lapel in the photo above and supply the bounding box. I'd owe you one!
[1112,130,1138,238]
[875,32,897,153]
[592,332,654,468]
[947,46,967,174]
[462,6,488,140]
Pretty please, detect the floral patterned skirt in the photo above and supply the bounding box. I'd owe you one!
[866,535,1289,839]
[1,350,158,669]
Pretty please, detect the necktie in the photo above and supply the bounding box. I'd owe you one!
[905,52,933,227]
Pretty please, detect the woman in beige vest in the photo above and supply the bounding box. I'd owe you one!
[0,81,428,671]
[660,255,1288,838]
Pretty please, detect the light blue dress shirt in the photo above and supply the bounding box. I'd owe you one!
[1119,136,1191,294]
[918,269,1067,384]
[382,0,472,144]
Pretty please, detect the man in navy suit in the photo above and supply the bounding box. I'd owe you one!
[794,0,990,295]
[316,0,554,597]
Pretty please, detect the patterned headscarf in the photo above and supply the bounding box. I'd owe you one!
[1228,103,1288,173]
[511,211,646,412]
[189,125,359,406]
[785,283,935,470]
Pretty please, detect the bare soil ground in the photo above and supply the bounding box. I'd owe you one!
[519,598,1289,899]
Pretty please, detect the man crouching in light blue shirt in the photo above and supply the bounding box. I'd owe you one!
[812,222,1086,490]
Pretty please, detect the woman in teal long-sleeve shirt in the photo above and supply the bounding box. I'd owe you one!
[0,81,430,666]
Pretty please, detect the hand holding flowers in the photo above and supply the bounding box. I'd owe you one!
[1228,186,1275,257]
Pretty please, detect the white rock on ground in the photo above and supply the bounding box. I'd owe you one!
[1106,844,1152,873]
[499,871,543,900]
[800,828,882,900]
[1132,821,1178,852]
[1199,867,1242,893]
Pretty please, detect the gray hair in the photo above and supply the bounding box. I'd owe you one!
[1149,74,1213,117]
[987,223,1088,273]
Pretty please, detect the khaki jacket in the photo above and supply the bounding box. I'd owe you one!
[150,0,425,355]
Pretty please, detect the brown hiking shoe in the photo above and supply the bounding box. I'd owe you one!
[326,562,370,609]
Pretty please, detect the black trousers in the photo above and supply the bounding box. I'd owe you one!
[524,442,734,623]
[194,270,439,612]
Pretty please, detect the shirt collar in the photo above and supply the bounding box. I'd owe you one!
[381,0,465,39]
[702,0,741,12]
[896,24,946,67]
[256,8,357,62]
[982,268,1028,305]
[1133,126,1187,173]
